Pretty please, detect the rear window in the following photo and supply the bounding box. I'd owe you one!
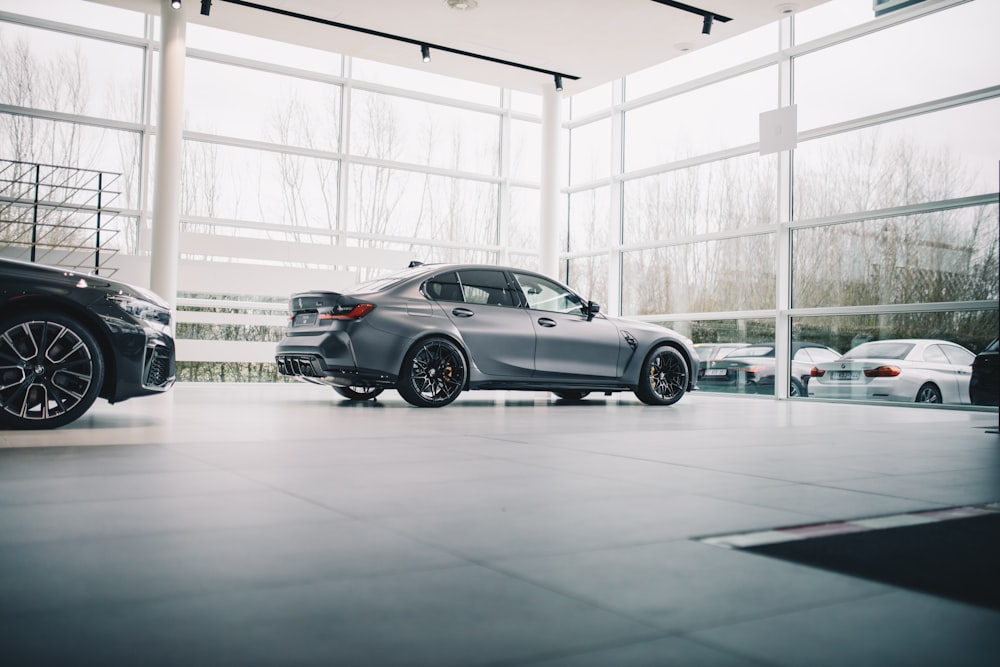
[844,341,914,360]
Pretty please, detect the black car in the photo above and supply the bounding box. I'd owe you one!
[276,263,699,407]
[0,258,176,429]
[970,337,999,406]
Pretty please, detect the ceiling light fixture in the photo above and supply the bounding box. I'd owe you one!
[649,1,733,36]
[444,0,478,9]
[421,44,431,62]
[216,0,578,87]
[200,0,212,16]
[554,75,563,92]
[170,0,181,9]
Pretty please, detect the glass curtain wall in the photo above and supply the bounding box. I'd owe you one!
[567,0,998,406]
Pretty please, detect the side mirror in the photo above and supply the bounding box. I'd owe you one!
[586,301,600,321]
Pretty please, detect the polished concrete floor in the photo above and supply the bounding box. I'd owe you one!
[1,383,998,666]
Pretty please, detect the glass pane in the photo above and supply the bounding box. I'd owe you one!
[794,0,875,44]
[350,89,500,175]
[625,22,779,101]
[181,141,339,228]
[569,118,612,185]
[0,23,144,122]
[347,165,498,245]
[509,118,541,183]
[185,59,341,149]
[794,99,1000,218]
[1,0,145,36]
[568,186,610,252]
[622,235,776,316]
[571,83,613,119]
[795,1,1000,131]
[623,153,778,243]
[0,115,142,208]
[186,25,343,74]
[566,255,608,311]
[660,318,777,371]
[793,311,998,406]
[510,91,541,115]
[624,66,778,170]
[792,204,1000,308]
[508,187,539,251]
[352,239,496,272]
[351,58,500,106]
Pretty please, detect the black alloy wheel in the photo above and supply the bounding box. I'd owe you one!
[634,345,688,406]
[790,376,805,397]
[0,312,105,429]
[398,337,467,407]
[916,382,943,404]
[333,385,384,401]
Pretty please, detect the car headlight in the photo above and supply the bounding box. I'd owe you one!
[107,293,172,335]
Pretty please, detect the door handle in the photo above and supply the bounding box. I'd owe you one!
[537,317,556,328]
[452,308,474,317]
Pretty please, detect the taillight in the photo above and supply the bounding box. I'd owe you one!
[319,303,376,320]
[810,367,825,377]
[864,365,900,378]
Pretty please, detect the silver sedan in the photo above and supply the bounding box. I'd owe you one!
[275,263,699,407]
[808,338,975,404]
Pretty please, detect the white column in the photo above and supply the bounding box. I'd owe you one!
[539,85,562,278]
[150,0,186,309]
[774,12,795,399]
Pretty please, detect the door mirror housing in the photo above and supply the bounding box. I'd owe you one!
[586,301,600,321]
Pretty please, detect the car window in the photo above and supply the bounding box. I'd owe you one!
[811,348,840,363]
[940,344,975,366]
[424,272,464,302]
[923,345,950,364]
[456,270,517,307]
[512,272,585,314]
[736,346,775,358]
[844,341,913,360]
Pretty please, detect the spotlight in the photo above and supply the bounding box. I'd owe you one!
[170,0,181,9]
[200,0,211,16]
[702,14,714,35]
[554,75,563,92]
[421,44,431,63]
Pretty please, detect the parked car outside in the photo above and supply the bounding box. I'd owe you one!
[699,342,840,397]
[275,263,699,407]
[969,337,999,406]
[809,338,975,404]
[0,258,176,429]
[694,343,748,377]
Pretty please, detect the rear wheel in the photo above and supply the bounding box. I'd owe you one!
[553,390,590,401]
[333,385,384,401]
[915,383,942,404]
[397,337,467,407]
[0,311,105,429]
[789,376,805,397]
[634,345,688,406]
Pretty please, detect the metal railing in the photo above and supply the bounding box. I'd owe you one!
[0,159,122,275]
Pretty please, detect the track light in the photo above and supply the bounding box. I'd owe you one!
[170,0,181,9]
[200,0,212,16]
[702,14,714,34]
[554,75,563,92]
[421,44,431,63]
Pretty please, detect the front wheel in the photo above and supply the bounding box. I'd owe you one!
[915,382,942,404]
[0,311,105,429]
[333,385,384,401]
[634,345,688,406]
[397,337,467,407]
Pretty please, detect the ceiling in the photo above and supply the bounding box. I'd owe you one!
[91,0,831,94]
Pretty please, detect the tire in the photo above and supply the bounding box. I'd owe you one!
[789,376,805,397]
[634,345,688,406]
[0,311,105,429]
[333,385,384,401]
[553,390,590,401]
[397,337,467,407]
[915,382,942,404]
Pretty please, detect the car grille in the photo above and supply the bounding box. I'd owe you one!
[144,344,174,388]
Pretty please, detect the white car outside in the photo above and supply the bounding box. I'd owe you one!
[808,338,975,404]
